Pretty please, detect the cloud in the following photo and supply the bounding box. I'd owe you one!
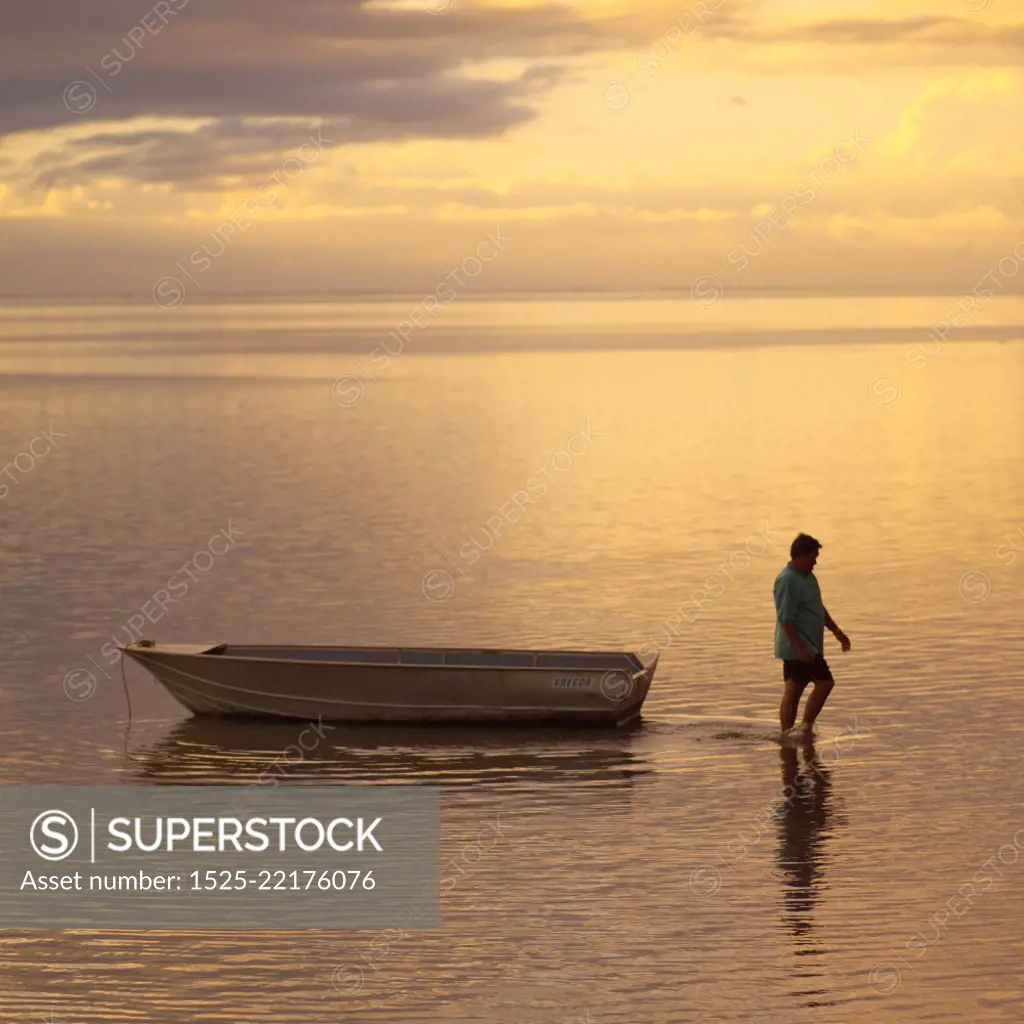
[1,0,606,131]
[0,0,606,185]
[630,4,1023,75]
[26,74,544,190]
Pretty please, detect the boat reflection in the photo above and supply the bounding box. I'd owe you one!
[128,716,654,788]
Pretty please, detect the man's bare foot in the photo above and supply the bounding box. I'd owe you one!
[777,722,812,745]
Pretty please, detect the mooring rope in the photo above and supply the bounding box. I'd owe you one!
[120,648,140,762]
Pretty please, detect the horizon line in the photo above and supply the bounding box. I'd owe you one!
[2,287,1024,303]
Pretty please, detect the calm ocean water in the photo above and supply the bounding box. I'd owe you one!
[1,294,1022,1023]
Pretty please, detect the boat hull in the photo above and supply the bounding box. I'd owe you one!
[121,644,657,728]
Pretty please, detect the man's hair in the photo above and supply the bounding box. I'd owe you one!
[791,533,822,559]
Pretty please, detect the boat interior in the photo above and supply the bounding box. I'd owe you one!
[202,645,646,672]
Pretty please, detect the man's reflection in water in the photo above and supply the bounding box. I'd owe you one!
[776,737,846,1008]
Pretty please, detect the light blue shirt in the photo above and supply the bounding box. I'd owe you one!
[774,564,825,660]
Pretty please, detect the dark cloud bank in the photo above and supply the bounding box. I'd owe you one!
[0,0,602,185]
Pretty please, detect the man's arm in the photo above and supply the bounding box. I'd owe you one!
[824,607,851,651]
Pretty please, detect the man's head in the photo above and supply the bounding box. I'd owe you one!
[790,533,822,574]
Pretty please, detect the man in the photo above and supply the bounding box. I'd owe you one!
[774,533,851,735]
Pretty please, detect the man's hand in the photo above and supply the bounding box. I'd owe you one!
[824,608,850,652]
[796,642,815,663]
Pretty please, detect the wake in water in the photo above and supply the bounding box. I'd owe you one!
[707,726,817,746]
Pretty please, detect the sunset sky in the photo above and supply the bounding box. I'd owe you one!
[0,0,1021,296]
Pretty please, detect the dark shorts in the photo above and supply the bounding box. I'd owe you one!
[782,655,834,687]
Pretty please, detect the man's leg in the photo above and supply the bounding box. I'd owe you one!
[801,660,835,728]
[780,675,808,731]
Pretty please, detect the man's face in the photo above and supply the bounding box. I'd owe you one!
[794,551,818,573]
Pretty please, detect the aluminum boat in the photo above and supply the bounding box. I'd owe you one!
[120,642,658,727]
